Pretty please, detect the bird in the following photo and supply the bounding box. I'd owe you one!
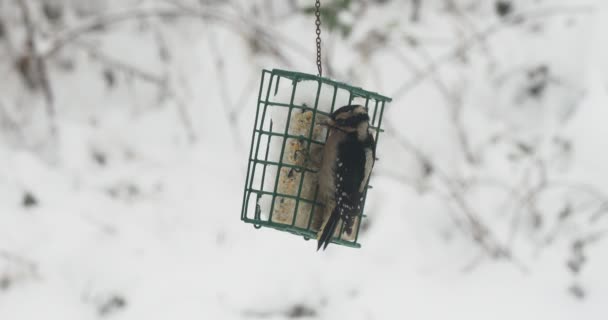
[316,104,375,250]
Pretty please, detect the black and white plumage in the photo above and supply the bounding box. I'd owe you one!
[316,105,376,251]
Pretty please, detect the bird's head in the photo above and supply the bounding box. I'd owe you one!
[322,104,370,135]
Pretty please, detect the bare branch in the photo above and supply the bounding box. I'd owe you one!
[43,7,232,58]
[207,25,244,151]
[71,41,166,85]
[17,0,56,136]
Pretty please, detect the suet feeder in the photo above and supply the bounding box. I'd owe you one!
[240,69,391,248]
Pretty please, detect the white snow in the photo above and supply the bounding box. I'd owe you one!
[1,0,607,319]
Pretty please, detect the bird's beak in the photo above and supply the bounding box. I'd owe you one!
[317,117,335,127]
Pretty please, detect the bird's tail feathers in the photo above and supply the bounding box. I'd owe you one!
[317,208,341,251]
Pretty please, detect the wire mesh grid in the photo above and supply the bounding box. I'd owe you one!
[241,69,391,248]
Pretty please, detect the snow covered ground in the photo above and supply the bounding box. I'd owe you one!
[1,0,607,319]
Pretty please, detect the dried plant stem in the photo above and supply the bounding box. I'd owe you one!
[17,0,56,137]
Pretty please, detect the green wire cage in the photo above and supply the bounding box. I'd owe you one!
[241,69,391,248]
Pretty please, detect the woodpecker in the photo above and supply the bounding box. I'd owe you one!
[316,105,375,250]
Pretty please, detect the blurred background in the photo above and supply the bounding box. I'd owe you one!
[1,0,607,319]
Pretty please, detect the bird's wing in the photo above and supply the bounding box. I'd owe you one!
[317,135,368,249]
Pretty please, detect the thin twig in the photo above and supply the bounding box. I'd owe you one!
[446,0,496,65]
[168,84,198,143]
[383,120,513,260]
[206,24,243,151]
[409,43,477,164]
[43,7,234,58]
[0,249,39,278]
[43,5,307,68]
[17,0,56,136]
[507,158,547,247]
[72,41,165,85]
[70,39,197,142]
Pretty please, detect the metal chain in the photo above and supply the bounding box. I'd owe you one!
[315,0,322,77]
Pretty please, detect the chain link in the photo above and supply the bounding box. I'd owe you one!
[315,0,322,77]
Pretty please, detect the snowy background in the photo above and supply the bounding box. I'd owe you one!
[1,0,608,319]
